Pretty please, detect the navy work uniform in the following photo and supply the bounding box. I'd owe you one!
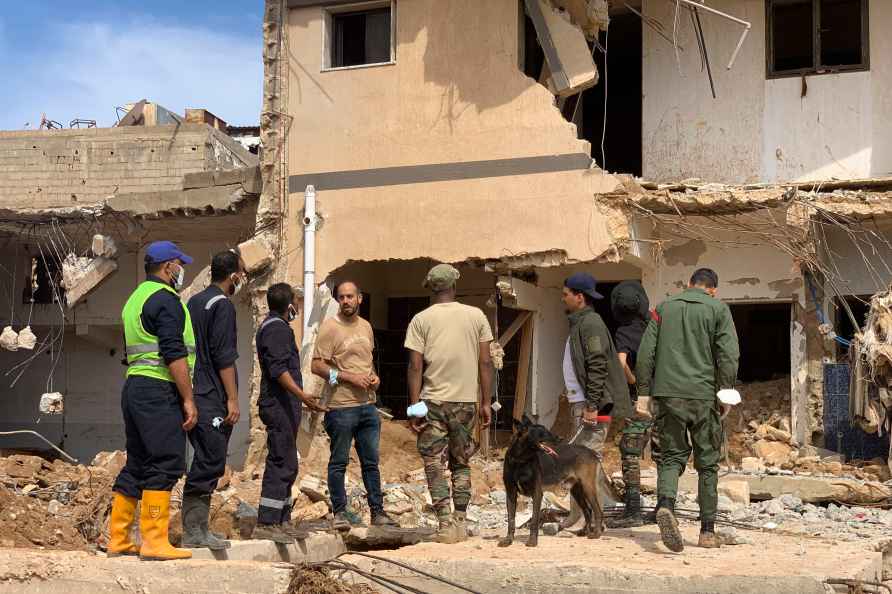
[185,285,239,496]
[255,314,303,526]
[114,275,194,498]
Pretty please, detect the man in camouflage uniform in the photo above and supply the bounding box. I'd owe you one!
[405,264,494,543]
[637,268,739,551]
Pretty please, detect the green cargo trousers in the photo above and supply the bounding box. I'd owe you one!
[655,397,722,521]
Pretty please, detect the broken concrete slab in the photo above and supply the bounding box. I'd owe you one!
[527,0,599,97]
[189,531,344,563]
[343,526,437,550]
[62,256,117,309]
[674,472,890,504]
[0,549,293,594]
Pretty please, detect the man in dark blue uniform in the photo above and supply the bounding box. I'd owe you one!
[253,282,327,543]
[181,250,246,550]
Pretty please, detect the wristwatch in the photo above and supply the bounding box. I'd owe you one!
[328,368,339,386]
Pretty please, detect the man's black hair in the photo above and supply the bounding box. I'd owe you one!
[334,280,361,299]
[568,288,597,308]
[690,268,719,289]
[211,250,241,283]
[267,282,294,314]
[144,257,165,276]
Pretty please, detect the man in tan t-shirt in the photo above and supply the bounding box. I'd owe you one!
[312,281,397,530]
[404,264,494,543]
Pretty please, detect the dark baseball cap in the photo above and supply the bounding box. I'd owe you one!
[564,273,604,300]
[144,241,193,265]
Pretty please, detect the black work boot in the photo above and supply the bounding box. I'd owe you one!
[181,493,231,550]
[253,523,294,544]
[655,497,684,552]
[698,520,719,548]
[606,458,644,529]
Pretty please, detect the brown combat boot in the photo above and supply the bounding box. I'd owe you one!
[698,521,720,548]
[655,497,684,553]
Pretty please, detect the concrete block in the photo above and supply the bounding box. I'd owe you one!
[0,549,293,594]
[718,480,750,505]
[741,457,766,473]
[528,0,598,97]
[237,238,272,273]
[91,234,117,258]
[299,475,330,503]
[752,439,793,465]
[190,532,345,563]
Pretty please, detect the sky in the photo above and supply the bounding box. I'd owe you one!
[0,1,264,130]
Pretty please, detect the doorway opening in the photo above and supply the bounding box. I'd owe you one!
[728,302,791,382]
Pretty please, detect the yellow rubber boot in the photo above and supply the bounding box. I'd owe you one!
[138,490,192,561]
[107,492,139,557]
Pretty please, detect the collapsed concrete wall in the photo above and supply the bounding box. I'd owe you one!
[0,124,258,212]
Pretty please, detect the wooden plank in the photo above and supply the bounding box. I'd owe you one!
[513,316,535,422]
[498,310,532,348]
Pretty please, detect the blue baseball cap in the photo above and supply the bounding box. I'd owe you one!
[564,273,604,300]
[144,241,193,265]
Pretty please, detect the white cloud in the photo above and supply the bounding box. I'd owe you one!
[2,20,262,129]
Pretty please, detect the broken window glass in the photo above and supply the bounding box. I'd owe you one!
[771,0,814,72]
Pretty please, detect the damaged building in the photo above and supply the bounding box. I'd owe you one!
[247,0,892,469]
[1,0,888,481]
[0,107,263,464]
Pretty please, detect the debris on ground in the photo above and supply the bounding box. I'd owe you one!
[287,565,374,594]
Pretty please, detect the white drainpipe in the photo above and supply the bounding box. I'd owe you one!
[303,185,317,337]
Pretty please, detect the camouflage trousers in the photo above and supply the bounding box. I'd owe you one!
[416,401,478,522]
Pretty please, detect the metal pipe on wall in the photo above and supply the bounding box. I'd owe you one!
[303,185,317,336]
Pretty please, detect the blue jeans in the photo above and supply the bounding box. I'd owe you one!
[323,404,383,515]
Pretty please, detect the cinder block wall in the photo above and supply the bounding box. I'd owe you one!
[0,124,253,211]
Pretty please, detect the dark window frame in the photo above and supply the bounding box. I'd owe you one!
[766,0,869,79]
[324,0,395,71]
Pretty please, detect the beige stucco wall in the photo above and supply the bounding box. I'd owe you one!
[642,0,892,183]
[285,0,629,281]
[639,210,800,302]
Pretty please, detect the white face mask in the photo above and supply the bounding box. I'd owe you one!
[172,265,185,291]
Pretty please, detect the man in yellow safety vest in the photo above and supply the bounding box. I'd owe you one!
[108,240,198,561]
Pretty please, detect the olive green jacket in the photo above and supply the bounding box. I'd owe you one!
[568,307,632,420]
[636,288,739,400]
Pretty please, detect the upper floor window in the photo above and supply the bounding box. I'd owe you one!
[767,0,869,78]
[325,1,394,70]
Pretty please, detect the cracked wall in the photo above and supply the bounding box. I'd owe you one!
[283,0,630,283]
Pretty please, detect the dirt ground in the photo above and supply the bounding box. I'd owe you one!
[371,523,880,581]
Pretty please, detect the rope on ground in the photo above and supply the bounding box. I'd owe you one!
[340,551,484,594]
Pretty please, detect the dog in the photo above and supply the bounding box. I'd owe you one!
[499,416,603,548]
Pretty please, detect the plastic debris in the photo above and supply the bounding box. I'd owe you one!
[1,326,19,351]
[39,393,64,415]
[16,326,36,350]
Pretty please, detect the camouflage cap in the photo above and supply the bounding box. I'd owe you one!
[423,263,460,291]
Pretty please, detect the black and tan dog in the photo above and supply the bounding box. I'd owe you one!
[499,416,603,548]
